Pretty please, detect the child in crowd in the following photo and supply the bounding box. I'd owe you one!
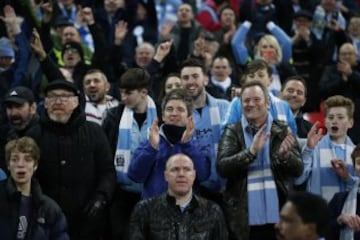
[0,137,68,239]
[295,95,356,202]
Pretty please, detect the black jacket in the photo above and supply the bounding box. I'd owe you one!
[128,193,228,240]
[27,107,116,239]
[0,178,69,240]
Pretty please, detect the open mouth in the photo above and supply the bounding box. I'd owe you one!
[16,171,26,178]
[331,126,339,131]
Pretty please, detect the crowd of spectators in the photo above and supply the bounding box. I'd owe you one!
[1,0,360,239]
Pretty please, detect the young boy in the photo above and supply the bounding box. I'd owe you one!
[102,68,158,239]
[295,95,356,202]
[0,137,68,239]
[223,59,297,134]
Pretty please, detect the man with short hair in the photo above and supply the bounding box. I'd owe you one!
[134,42,156,69]
[275,192,330,240]
[0,87,39,170]
[0,136,69,239]
[206,56,238,101]
[218,81,303,240]
[28,79,116,240]
[179,58,229,201]
[279,76,312,138]
[83,69,119,125]
[128,153,228,240]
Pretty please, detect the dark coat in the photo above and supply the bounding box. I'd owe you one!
[128,193,228,240]
[0,178,69,240]
[328,191,360,240]
[217,120,303,240]
[27,107,116,239]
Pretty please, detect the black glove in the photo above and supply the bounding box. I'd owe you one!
[83,193,107,219]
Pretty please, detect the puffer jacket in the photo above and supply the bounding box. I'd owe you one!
[0,178,69,240]
[128,193,228,240]
[217,120,303,240]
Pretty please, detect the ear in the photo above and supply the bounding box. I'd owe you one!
[34,165,38,171]
[105,81,110,92]
[30,102,37,114]
[349,117,354,129]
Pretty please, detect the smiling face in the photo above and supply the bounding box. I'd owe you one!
[241,85,269,126]
[325,107,353,143]
[180,66,206,100]
[165,154,196,198]
[279,80,306,115]
[162,99,188,127]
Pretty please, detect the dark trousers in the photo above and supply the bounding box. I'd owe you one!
[104,185,141,240]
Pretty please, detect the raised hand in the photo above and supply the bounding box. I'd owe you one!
[81,7,95,26]
[30,28,47,61]
[306,122,323,148]
[1,5,21,35]
[154,39,173,62]
[114,20,128,45]
[250,124,270,155]
[181,116,195,143]
[149,119,160,150]
[41,1,53,24]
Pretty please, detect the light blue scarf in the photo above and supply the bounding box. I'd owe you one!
[241,113,279,225]
[114,96,157,185]
[307,134,355,201]
[340,178,360,240]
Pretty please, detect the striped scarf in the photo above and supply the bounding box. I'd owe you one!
[340,178,360,240]
[114,96,157,183]
[307,134,355,202]
[242,113,279,225]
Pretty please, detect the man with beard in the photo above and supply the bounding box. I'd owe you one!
[83,69,119,125]
[27,79,116,240]
[179,58,229,203]
[0,87,39,170]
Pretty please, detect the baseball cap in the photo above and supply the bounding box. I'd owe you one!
[5,86,35,105]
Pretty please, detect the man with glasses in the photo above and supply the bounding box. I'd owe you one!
[28,79,116,240]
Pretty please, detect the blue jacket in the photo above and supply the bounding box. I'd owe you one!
[0,178,69,240]
[128,127,210,199]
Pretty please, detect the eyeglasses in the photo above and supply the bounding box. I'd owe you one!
[46,94,76,102]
